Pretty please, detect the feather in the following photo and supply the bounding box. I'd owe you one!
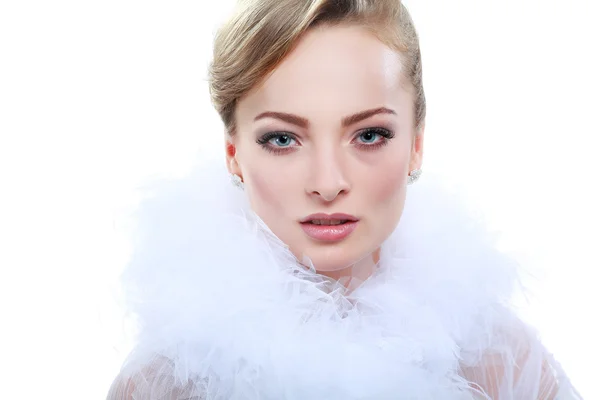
[108,162,581,399]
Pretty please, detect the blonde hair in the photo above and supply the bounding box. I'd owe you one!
[209,0,425,135]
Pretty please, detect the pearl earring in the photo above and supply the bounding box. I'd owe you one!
[230,174,244,190]
[408,168,422,185]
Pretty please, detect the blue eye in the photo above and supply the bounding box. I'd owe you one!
[256,132,300,154]
[269,134,295,147]
[358,131,380,144]
[353,127,396,150]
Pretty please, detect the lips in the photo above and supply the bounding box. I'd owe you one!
[299,213,359,242]
[307,219,348,225]
[300,213,358,223]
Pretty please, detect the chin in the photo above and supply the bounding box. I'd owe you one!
[300,245,368,273]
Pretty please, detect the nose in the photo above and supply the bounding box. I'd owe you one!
[306,147,351,202]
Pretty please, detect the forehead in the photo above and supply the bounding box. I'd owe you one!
[237,25,412,123]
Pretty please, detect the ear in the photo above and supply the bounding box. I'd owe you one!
[409,122,425,172]
[225,137,243,178]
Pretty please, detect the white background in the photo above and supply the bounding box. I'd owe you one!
[1,0,598,398]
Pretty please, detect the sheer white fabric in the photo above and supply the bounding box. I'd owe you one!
[459,321,582,399]
[107,349,581,400]
[107,328,581,400]
[107,357,204,400]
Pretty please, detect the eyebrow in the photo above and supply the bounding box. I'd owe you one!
[253,107,397,129]
[254,111,309,128]
[341,107,397,127]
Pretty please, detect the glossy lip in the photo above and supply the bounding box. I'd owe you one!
[299,213,359,242]
[299,213,359,223]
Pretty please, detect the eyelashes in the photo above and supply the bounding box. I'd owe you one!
[353,127,395,150]
[256,131,299,154]
[256,127,395,155]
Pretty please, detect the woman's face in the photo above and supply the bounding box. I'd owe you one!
[228,25,424,273]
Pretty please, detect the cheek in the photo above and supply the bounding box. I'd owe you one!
[366,166,408,249]
[371,165,407,200]
[365,150,410,204]
[243,164,297,219]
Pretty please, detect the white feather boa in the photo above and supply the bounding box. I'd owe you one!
[109,163,580,399]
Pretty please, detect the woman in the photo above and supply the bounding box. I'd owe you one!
[108,0,581,398]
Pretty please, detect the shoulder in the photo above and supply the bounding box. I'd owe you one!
[106,356,204,400]
[106,373,135,400]
[459,314,577,399]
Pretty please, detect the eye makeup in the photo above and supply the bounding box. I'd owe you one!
[255,126,396,155]
[256,131,300,155]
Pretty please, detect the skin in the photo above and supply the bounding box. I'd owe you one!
[226,24,424,284]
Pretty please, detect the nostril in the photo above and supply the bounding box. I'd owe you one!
[311,188,346,202]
